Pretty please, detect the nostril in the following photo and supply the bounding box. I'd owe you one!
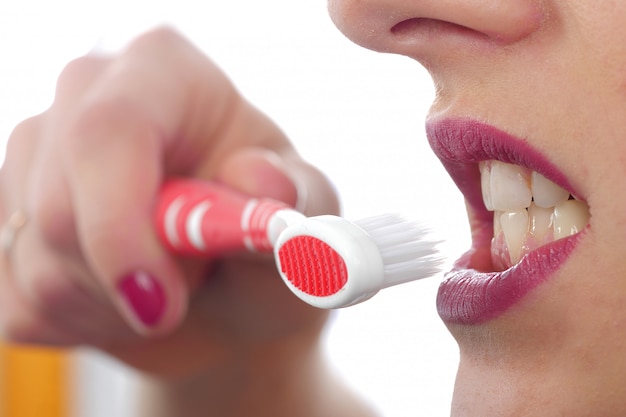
[390,18,426,36]
[330,0,544,59]
[391,18,493,43]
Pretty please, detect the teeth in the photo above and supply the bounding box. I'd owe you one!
[481,161,532,211]
[499,209,529,265]
[480,161,495,211]
[480,161,590,270]
[531,171,570,208]
[528,203,554,240]
[553,200,590,239]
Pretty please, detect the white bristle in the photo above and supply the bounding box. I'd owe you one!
[354,213,444,288]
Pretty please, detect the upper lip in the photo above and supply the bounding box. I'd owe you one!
[426,117,586,324]
[426,118,579,212]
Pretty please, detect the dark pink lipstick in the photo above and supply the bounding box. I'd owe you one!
[426,119,585,325]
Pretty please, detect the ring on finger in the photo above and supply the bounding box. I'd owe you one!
[1,210,28,255]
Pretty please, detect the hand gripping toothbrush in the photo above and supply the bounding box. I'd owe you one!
[155,178,443,308]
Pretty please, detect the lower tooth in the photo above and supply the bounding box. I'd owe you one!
[500,210,529,265]
[553,200,590,239]
[492,200,590,269]
[528,203,554,240]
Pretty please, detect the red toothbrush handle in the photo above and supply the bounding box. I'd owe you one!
[154,178,291,257]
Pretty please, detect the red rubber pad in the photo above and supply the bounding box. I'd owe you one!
[277,236,348,297]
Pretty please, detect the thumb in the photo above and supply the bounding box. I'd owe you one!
[216,147,341,218]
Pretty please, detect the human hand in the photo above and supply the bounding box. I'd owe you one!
[0,27,339,377]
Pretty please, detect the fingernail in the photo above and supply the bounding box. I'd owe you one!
[219,149,306,212]
[259,152,307,212]
[117,271,166,327]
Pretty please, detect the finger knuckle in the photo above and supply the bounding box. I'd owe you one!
[0,117,42,192]
[8,115,40,141]
[55,55,108,99]
[127,25,187,53]
[62,96,143,155]
[4,116,41,160]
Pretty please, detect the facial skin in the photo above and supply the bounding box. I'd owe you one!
[330,1,626,416]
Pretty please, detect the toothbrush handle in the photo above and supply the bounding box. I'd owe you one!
[154,178,292,257]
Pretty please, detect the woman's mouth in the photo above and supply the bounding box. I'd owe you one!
[426,119,590,325]
[482,160,590,270]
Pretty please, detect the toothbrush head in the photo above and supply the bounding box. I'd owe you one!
[275,214,443,309]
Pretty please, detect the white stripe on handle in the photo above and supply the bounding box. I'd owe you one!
[164,196,185,249]
[186,200,212,251]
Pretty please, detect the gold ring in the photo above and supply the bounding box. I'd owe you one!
[0,210,27,254]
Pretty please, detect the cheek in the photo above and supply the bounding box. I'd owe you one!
[570,4,626,98]
[600,50,626,104]
[585,121,626,235]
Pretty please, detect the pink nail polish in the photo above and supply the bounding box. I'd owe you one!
[118,271,166,327]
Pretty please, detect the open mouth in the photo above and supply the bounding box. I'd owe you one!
[426,118,589,324]
[481,160,590,271]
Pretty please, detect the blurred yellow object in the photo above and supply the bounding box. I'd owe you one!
[0,342,69,417]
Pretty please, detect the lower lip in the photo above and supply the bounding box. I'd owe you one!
[436,232,583,325]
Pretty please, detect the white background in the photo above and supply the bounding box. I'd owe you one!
[0,1,470,416]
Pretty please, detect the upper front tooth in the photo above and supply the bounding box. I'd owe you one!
[480,161,495,211]
[489,161,533,212]
[531,171,570,208]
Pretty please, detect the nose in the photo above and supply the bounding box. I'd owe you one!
[329,0,545,62]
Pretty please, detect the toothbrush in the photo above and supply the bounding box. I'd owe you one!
[274,214,443,309]
[155,178,443,308]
